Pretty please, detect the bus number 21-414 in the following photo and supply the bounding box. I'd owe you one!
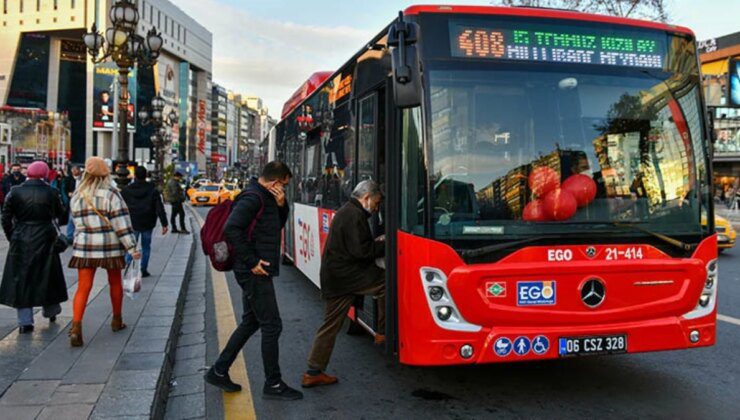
[605,247,644,260]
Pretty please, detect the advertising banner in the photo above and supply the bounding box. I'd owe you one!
[93,62,137,131]
[0,107,71,164]
[729,57,740,107]
[293,203,321,287]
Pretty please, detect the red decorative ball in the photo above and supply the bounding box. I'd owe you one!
[528,166,560,197]
[562,174,597,207]
[523,199,549,222]
[542,188,578,221]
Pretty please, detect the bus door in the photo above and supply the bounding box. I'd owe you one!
[353,88,387,335]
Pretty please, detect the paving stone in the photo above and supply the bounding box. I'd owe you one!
[171,357,206,377]
[142,305,177,317]
[164,393,206,419]
[49,383,105,405]
[177,332,205,347]
[0,380,60,406]
[115,352,166,371]
[124,338,168,354]
[179,320,204,334]
[0,405,43,419]
[137,316,174,328]
[181,313,204,325]
[129,326,172,340]
[175,343,206,361]
[168,373,205,397]
[92,389,154,417]
[106,370,160,391]
[38,403,94,420]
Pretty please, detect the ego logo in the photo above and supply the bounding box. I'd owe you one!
[517,281,556,306]
[297,219,315,263]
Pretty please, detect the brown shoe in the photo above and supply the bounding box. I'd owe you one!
[111,316,127,332]
[69,321,83,347]
[374,334,386,345]
[301,372,338,388]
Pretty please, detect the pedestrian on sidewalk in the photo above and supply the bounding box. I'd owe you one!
[2,163,26,197]
[65,164,82,241]
[67,157,140,347]
[121,166,169,278]
[205,161,304,401]
[166,172,190,234]
[302,180,386,388]
[0,161,68,334]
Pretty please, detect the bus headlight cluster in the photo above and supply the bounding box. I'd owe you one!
[683,259,718,320]
[420,267,481,333]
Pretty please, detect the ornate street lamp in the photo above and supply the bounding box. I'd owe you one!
[83,0,163,188]
[139,93,178,186]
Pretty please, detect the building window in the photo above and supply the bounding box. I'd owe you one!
[36,0,39,12]
[165,16,168,33]
[157,10,160,27]
[71,0,75,9]
[54,0,58,10]
[3,0,6,15]
[19,0,22,13]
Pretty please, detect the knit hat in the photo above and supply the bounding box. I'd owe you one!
[27,161,49,180]
[85,156,110,177]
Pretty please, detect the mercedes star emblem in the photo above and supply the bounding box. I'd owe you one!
[585,246,597,258]
[581,279,606,308]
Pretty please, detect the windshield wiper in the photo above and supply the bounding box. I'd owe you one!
[460,235,554,259]
[610,222,697,252]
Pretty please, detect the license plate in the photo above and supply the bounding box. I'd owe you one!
[197,197,208,202]
[558,334,627,357]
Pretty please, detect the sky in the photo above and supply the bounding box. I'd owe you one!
[174,0,740,118]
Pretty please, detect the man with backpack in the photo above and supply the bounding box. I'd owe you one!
[204,161,304,401]
[121,166,169,278]
[166,172,190,234]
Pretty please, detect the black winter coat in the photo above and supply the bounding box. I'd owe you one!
[2,173,26,196]
[224,179,289,277]
[121,180,168,232]
[320,198,384,299]
[0,179,68,308]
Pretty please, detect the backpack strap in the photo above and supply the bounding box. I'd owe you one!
[240,191,265,240]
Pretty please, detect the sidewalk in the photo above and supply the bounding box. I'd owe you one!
[0,209,195,419]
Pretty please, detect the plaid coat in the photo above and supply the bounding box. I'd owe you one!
[70,187,137,259]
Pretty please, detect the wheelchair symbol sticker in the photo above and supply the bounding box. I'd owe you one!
[532,335,550,355]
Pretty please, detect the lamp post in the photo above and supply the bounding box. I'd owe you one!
[83,0,163,188]
[139,93,177,187]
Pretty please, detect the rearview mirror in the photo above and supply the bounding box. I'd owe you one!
[388,12,422,108]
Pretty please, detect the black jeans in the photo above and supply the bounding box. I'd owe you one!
[171,201,186,231]
[214,273,283,385]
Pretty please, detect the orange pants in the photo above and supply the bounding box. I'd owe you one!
[73,268,123,322]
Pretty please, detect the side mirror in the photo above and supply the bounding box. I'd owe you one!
[388,12,422,108]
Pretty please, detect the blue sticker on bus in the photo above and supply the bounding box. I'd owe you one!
[513,336,531,356]
[517,281,556,306]
[532,335,550,355]
[494,337,512,357]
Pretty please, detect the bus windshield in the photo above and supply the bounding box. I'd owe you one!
[423,27,708,240]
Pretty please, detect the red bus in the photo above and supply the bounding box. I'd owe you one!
[265,5,717,365]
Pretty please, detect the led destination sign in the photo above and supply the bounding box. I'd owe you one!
[450,20,667,69]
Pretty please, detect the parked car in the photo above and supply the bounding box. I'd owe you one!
[189,183,230,206]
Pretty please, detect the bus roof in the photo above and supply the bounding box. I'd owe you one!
[281,71,334,119]
[403,4,694,37]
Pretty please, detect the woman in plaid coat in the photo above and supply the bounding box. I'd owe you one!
[67,157,141,347]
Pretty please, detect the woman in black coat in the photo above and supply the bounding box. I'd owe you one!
[0,161,68,334]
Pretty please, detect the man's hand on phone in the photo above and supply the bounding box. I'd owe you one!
[251,259,271,276]
[269,184,286,207]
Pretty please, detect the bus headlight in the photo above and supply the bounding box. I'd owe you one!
[683,259,718,320]
[420,267,482,333]
[429,286,445,301]
[437,306,452,321]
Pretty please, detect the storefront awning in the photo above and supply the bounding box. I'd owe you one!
[702,59,728,76]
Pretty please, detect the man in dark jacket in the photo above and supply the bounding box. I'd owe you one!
[166,172,189,234]
[121,166,168,277]
[204,161,303,401]
[2,163,26,197]
[302,180,385,388]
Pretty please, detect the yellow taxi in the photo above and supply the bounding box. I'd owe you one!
[715,215,737,252]
[189,184,231,206]
[187,178,211,199]
[223,183,241,200]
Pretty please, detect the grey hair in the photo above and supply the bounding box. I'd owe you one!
[351,180,382,199]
